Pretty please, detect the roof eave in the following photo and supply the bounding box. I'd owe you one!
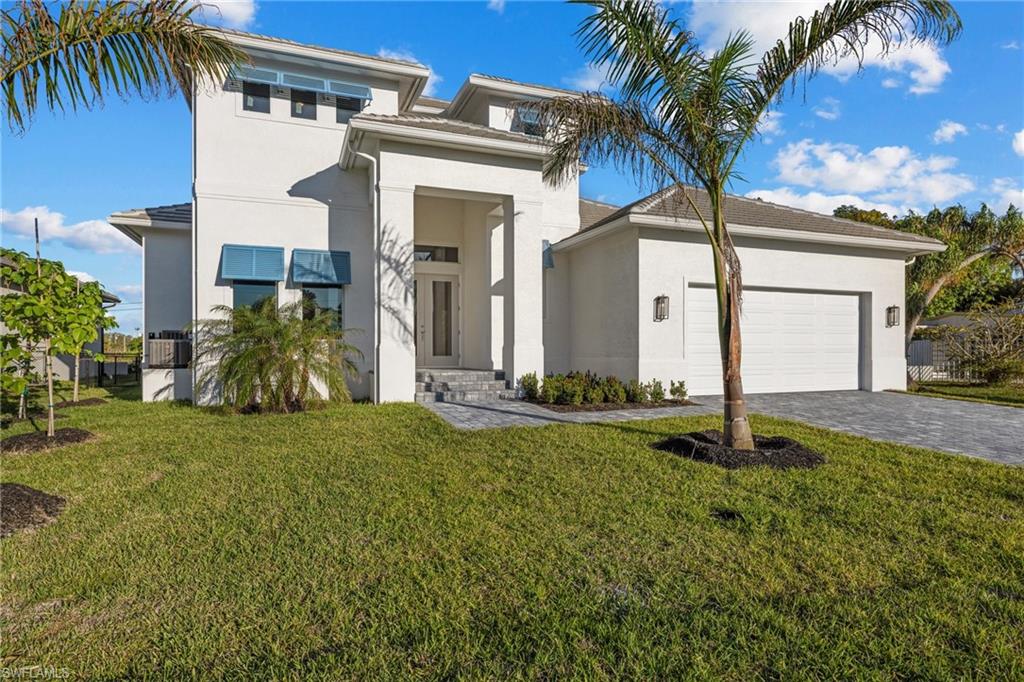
[447,73,580,118]
[107,214,190,245]
[554,213,947,255]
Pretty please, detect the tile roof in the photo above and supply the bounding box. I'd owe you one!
[111,202,192,224]
[218,28,425,69]
[351,113,544,144]
[579,197,619,230]
[414,96,451,108]
[584,186,944,246]
[472,73,582,96]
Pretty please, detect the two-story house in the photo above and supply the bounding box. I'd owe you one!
[108,29,945,404]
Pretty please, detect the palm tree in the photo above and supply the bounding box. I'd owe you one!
[2,0,245,131]
[192,300,363,412]
[526,0,961,448]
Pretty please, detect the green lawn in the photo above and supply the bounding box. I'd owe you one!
[2,384,1023,679]
[909,381,1024,407]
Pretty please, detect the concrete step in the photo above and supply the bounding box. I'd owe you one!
[416,380,509,392]
[415,389,517,403]
[416,369,506,384]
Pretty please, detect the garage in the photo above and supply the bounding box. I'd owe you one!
[686,286,861,395]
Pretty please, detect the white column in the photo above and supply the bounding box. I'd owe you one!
[377,185,416,402]
[502,196,544,383]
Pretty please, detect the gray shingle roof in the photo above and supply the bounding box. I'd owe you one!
[584,186,944,246]
[579,197,619,230]
[111,203,191,224]
[351,113,544,144]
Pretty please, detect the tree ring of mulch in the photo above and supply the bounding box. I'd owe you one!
[0,483,66,538]
[653,429,825,470]
[53,397,107,409]
[1,428,95,455]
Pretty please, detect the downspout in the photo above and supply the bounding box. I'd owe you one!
[348,137,381,403]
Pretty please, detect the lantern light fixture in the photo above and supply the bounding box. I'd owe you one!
[654,295,670,321]
[886,305,901,328]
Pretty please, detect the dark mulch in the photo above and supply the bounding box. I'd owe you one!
[653,429,826,470]
[531,399,697,413]
[0,483,66,538]
[52,397,107,409]
[1,428,95,455]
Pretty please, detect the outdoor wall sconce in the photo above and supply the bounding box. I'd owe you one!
[654,295,670,321]
[886,305,901,328]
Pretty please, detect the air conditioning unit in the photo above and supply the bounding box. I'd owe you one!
[147,338,191,368]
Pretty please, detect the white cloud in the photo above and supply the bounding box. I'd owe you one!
[757,110,784,141]
[0,205,138,254]
[990,178,1024,212]
[881,78,901,89]
[813,97,840,121]
[687,1,952,94]
[1002,40,1020,50]
[378,48,442,97]
[932,119,967,144]
[67,270,97,283]
[744,187,906,217]
[563,63,615,92]
[114,283,143,298]
[770,138,974,206]
[487,0,506,13]
[1013,129,1024,157]
[186,1,257,29]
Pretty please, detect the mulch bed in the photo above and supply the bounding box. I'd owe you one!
[0,483,66,538]
[1,428,95,455]
[52,397,107,409]
[531,399,697,413]
[653,429,826,470]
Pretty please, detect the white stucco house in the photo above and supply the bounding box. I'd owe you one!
[108,29,945,404]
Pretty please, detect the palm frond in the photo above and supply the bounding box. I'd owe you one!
[2,0,246,131]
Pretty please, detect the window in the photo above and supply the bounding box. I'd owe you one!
[301,286,344,329]
[413,245,459,263]
[512,108,546,137]
[290,89,317,120]
[233,282,276,311]
[336,96,363,124]
[242,82,270,113]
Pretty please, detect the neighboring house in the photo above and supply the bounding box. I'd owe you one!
[0,254,122,384]
[107,29,945,404]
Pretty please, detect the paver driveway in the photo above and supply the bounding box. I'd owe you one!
[426,390,1023,465]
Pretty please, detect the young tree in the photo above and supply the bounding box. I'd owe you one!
[58,278,116,403]
[2,0,245,132]
[0,246,78,436]
[526,0,961,448]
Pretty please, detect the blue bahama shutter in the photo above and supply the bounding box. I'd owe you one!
[221,245,285,281]
[292,249,352,285]
[329,81,373,101]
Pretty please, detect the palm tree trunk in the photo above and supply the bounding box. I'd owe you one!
[711,192,754,450]
[905,250,990,348]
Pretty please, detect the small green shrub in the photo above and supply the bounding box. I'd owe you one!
[670,380,688,400]
[603,376,626,403]
[648,379,665,402]
[584,383,605,404]
[520,372,539,400]
[625,379,648,403]
[540,374,563,404]
[559,373,585,405]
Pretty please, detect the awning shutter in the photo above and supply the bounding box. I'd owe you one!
[292,249,352,285]
[221,245,285,281]
[329,81,373,101]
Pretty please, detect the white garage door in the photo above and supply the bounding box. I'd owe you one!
[686,286,860,395]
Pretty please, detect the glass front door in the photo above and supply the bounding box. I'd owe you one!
[415,274,459,367]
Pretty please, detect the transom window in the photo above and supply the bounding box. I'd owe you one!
[290,89,317,120]
[242,82,270,113]
[414,245,459,263]
[512,108,546,137]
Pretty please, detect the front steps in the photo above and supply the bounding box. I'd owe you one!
[415,369,515,403]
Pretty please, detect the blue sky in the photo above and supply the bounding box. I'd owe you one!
[2,0,1022,333]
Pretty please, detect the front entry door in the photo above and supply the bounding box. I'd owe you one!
[415,273,460,367]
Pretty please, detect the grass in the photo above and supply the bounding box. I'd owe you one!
[909,381,1024,408]
[2,384,1023,679]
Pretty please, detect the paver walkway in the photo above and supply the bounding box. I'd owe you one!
[426,390,1023,465]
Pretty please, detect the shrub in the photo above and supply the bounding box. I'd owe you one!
[648,379,665,402]
[670,380,688,400]
[540,374,563,404]
[584,383,605,404]
[937,300,1024,385]
[520,372,539,400]
[603,376,626,403]
[625,379,648,403]
[559,373,586,405]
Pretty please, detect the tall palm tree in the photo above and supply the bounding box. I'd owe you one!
[2,0,245,131]
[527,0,961,448]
